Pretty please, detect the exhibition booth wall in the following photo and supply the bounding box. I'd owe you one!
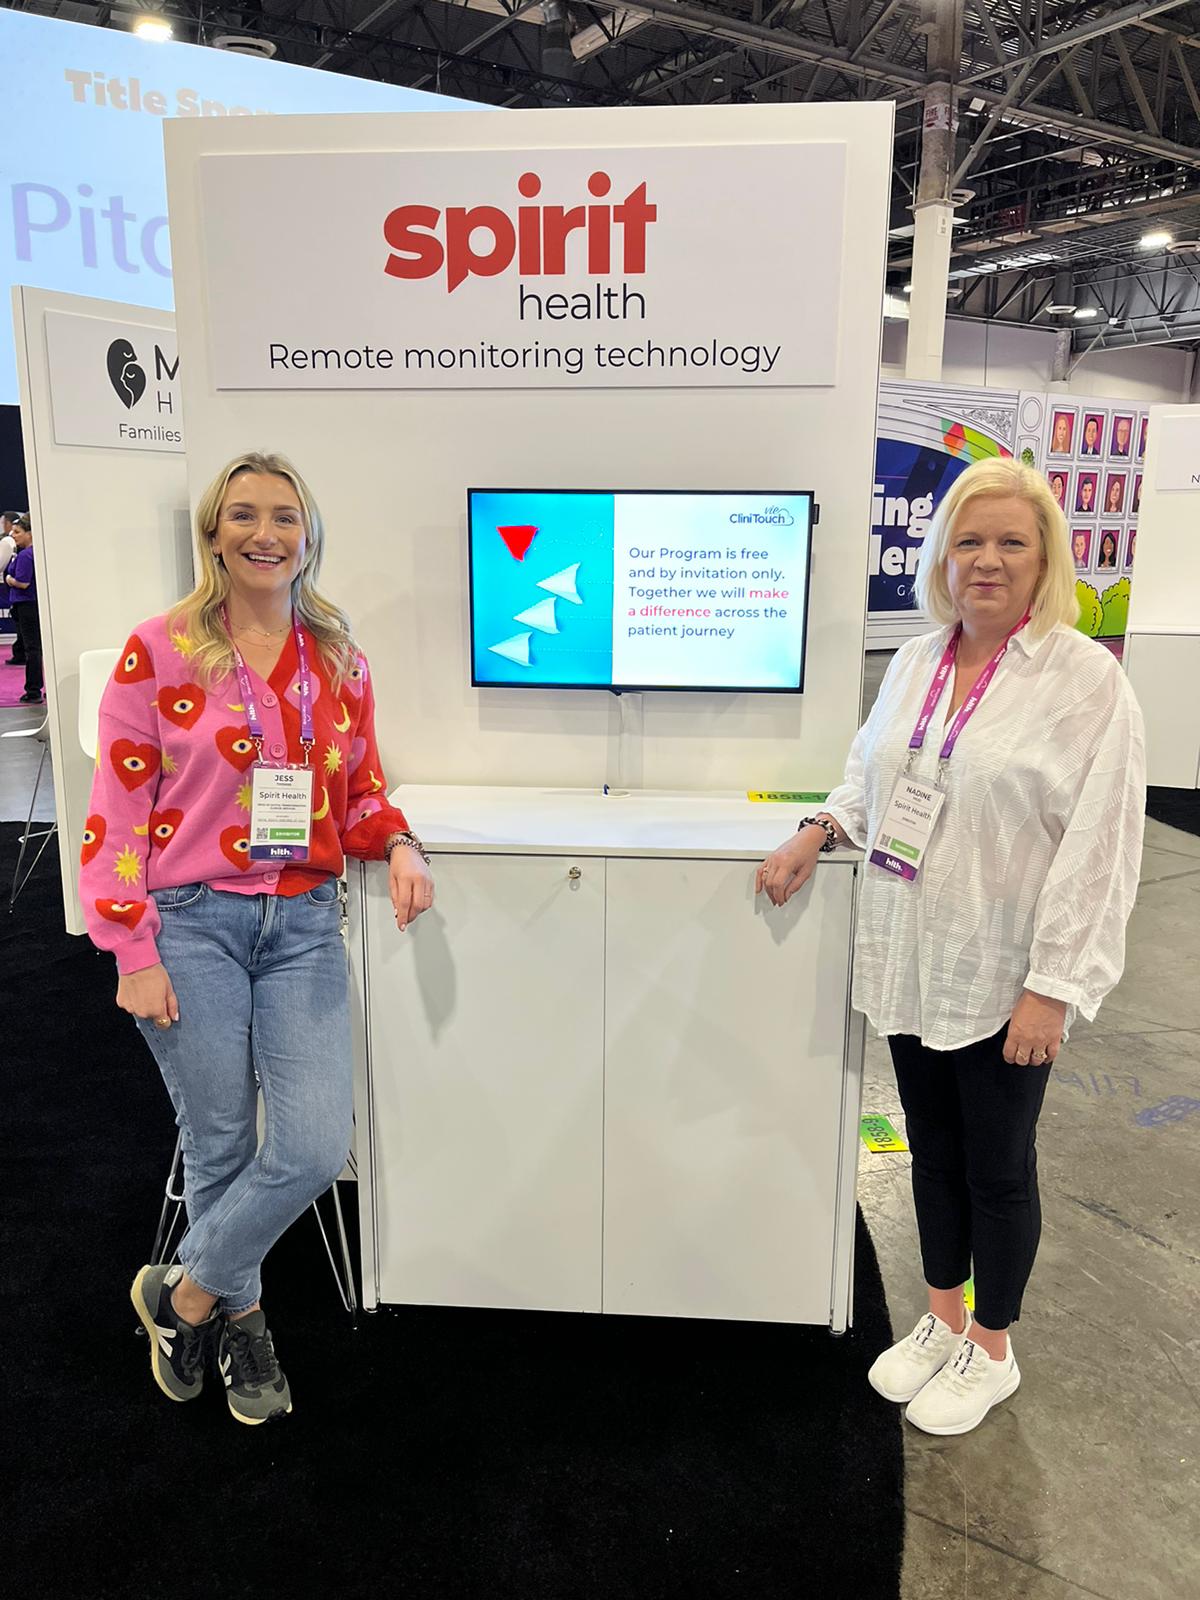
[870,378,1151,649]
[880,319,1194,402]
[1124,404,1200,788]
[12,286,192,933]
[162,102,893,793]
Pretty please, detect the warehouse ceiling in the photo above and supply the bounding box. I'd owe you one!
[16,0,1200,350]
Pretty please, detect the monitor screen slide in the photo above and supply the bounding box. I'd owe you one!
[468,489,816,692]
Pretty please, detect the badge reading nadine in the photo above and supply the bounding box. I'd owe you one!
[869,775,946,882]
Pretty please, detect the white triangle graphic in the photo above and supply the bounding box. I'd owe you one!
[488,631,533,667]
[537,563,582,604]
[513,597,559,634]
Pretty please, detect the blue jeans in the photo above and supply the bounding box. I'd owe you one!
[136,879,352,1312]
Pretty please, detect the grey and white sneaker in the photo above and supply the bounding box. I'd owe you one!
[217,1311,293,1425]
[130,1263,217,1403]
[867,1309,966,1403]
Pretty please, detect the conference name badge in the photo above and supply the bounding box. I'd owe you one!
[868,775,946,883]
[249,764,315,862]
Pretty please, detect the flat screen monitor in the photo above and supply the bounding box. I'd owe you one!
[468,489,816,692]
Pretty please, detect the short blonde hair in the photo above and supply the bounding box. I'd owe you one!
[914,457,1079,636]
[169,452,357,687]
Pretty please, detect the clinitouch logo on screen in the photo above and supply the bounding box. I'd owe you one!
[730,506,794,526]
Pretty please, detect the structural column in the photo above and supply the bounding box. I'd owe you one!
[905,0,964,381]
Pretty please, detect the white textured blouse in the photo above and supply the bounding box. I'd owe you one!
[823,622,1146,1051]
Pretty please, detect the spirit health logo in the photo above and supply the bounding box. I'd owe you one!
[381,170,659,292]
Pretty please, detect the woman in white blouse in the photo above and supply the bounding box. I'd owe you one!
[758,457,1145,1436]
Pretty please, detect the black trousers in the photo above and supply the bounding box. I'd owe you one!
[6,605,25,662]
[889,1025,1051,1331]
[15,603,42,696]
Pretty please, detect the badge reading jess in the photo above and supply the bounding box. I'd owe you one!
[249,765,315,861]
[869,774,946,882]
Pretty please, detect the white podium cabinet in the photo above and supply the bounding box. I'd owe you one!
[352,788,866,1330]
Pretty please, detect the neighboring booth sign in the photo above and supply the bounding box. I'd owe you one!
[866,381,1017,649]
[1154,412,1200,491]
[44,309,183,452]
[867,380,1148,648]
[198,143,847,391]
[1022,388,1145,642]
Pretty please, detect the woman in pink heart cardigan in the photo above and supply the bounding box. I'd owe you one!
[81,450,432,1426]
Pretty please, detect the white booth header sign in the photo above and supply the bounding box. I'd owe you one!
[44,310,184,453]
[199,143,847,391]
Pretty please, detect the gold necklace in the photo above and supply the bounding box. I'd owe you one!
[232,621,290,639]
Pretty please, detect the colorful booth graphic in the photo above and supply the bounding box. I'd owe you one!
[868,381,1143,648]
[867,383,1017,648]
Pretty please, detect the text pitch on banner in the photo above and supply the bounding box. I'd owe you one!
[197,143,848,392]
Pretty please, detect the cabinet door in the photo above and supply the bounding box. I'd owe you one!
[603,858,856,1324]
[365,852,605,1312]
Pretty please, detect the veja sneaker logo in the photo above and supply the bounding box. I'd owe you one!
[383,171,659,293]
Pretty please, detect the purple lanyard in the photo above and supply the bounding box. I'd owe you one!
[223,608,315,763]
[908,613,1029,769]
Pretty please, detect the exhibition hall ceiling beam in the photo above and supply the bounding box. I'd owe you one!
[954,0,1196,86]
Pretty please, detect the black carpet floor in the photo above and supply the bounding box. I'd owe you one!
[1147,785,1200,840]
[2,825,903,1600]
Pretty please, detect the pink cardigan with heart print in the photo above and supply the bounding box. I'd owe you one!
[80,612,409,975]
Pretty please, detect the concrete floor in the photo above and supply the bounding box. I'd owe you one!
[857,653,1200,1600]
[3,657,1197,1597]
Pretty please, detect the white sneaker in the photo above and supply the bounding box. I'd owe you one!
[867,1311,966,1404]
[905,1334,1021,1435]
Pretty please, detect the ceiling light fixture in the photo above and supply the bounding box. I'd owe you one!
[1140,230,1173,250]
[133,16,173,42]
[1073,307,1098,320]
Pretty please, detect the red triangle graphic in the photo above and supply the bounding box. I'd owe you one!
[497,524,539,562]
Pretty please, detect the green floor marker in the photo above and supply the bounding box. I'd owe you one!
[860,1114,907,1153]
[964,1278,976,1313]
[747,790,831,803]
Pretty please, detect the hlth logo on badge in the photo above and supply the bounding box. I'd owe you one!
[382,171,658,293]
[105,337,180,414]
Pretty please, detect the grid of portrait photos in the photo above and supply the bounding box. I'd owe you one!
[1044,404,1145,577]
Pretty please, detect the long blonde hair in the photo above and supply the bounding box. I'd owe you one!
[914,457,1080,637]
[169,452,357,688]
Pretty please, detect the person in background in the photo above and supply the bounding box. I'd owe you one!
[757,457,1144,1436]
[0,511,23,665]
[80,452,434,1426]
[4,516,41,702]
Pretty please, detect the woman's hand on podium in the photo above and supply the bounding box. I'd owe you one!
[117,963,180,1029]
[756,827,825,907]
